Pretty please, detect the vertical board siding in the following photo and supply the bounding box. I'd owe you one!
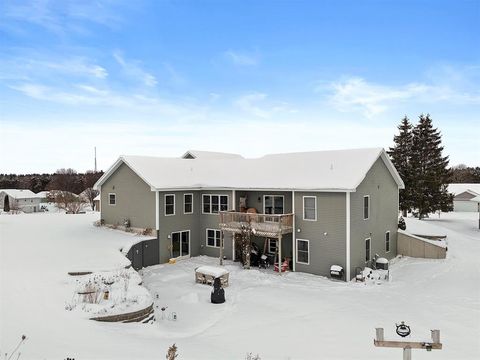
[100,163,155,229]
[294,192,347,276]
[349,157,399,279]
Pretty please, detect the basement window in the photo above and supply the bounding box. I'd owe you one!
[365,238,371,263]
[206,229,222,248]
[296,239,310,265]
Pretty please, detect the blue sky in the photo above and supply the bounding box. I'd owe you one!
[1,0,479,173]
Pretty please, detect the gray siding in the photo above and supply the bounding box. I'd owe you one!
[100,163,155,229]
[198,190,234,260]
[350,157,399,279]
[294,192,347,276]
[157,191,201,263]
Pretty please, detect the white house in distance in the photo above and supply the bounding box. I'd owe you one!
[448,183,480,212]
[0,189,44,213]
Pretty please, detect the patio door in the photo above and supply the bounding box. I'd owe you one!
[171,230,190,259]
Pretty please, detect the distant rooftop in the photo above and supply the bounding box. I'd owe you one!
[0,189,43,199]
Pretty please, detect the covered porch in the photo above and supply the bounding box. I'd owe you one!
[218,211,294,273]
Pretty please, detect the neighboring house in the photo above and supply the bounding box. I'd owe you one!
[35,191,50,202]
[448,183,480,212]
[0,189,43,213]
[94,148,404,280]
[93,194,100,211]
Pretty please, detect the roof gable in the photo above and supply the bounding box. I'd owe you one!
[95,148,404,191]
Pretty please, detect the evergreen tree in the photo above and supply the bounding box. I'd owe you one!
[388,116,414,215]
[409,114,453,219]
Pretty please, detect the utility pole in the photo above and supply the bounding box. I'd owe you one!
[374,325,442,360]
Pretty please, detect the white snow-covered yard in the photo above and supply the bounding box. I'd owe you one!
[1,212,479,359]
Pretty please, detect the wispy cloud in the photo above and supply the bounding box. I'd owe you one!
[234,92,295,118]
[0,0,123,35]
[0,56,107,81]
[224,50,259,66]
[321,73,480,117]
[113,51,157,87]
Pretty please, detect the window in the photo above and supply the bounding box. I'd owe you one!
[206,229,222,248]
[303,196,317,221]
[363,195,370,220]
[165,194,175,216]
[202,194,228,214]
[268,238,277,253]
[264,195,284,215]
[365,238,371,263]
[296,239,310,265]
[385,231,390,253]
[108,193,116,206]
[184,193,193,214]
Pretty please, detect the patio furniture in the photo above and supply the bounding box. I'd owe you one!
[195,266,229,287]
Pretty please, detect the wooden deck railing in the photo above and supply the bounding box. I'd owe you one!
[219,211,293,238]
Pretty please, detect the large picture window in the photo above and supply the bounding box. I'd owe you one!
[165,194,175,216]
[202,194,228,214]
[206,229,222,248]
[303,196,317,221]
[363,195,370,220]
[296,239,310,265]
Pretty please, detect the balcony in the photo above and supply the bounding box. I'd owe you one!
[219,211,294,238]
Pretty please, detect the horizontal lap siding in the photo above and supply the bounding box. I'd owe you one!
[294,192,346,276]
[100,163,155,229]
[350,158,399,279]
[157,191,200,263]
[199,190,234,259]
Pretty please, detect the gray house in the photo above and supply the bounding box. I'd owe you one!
[94,148,404,280]
[448,184,480,212]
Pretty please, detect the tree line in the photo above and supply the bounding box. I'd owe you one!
[0,169,103,195]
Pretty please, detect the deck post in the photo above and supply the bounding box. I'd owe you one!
[278,233,282,275]
[219,213,224,265]
[220,230,224,265]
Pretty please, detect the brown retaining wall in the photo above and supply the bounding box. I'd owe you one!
[90,303,154,322]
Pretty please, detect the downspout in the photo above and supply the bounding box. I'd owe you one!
[346,192,351,281]
[155,191,160,238]
[292,190,296,272]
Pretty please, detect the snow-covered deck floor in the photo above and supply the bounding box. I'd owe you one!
[1,212,479,359]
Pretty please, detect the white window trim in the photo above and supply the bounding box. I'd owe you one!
[302,196,317,221]
[268,238,277,254]
[296,238,310,265]
[184,193,193,214]
[365,237,371,263]
[385,231,390,253]
[205,228,223,248]
[363,195,370,220]
[164,194,175,216]
[263,194,285,214]
[108,192,116,206]
[202,194,229,215]
[170,229,191,259]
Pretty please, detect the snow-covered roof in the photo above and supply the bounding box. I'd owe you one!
[95,148,404,192]
[93,194,100,201]
[469,195,480,203]
[448,183,480,196]
[0,189,43,199]
[181,150,244,160]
